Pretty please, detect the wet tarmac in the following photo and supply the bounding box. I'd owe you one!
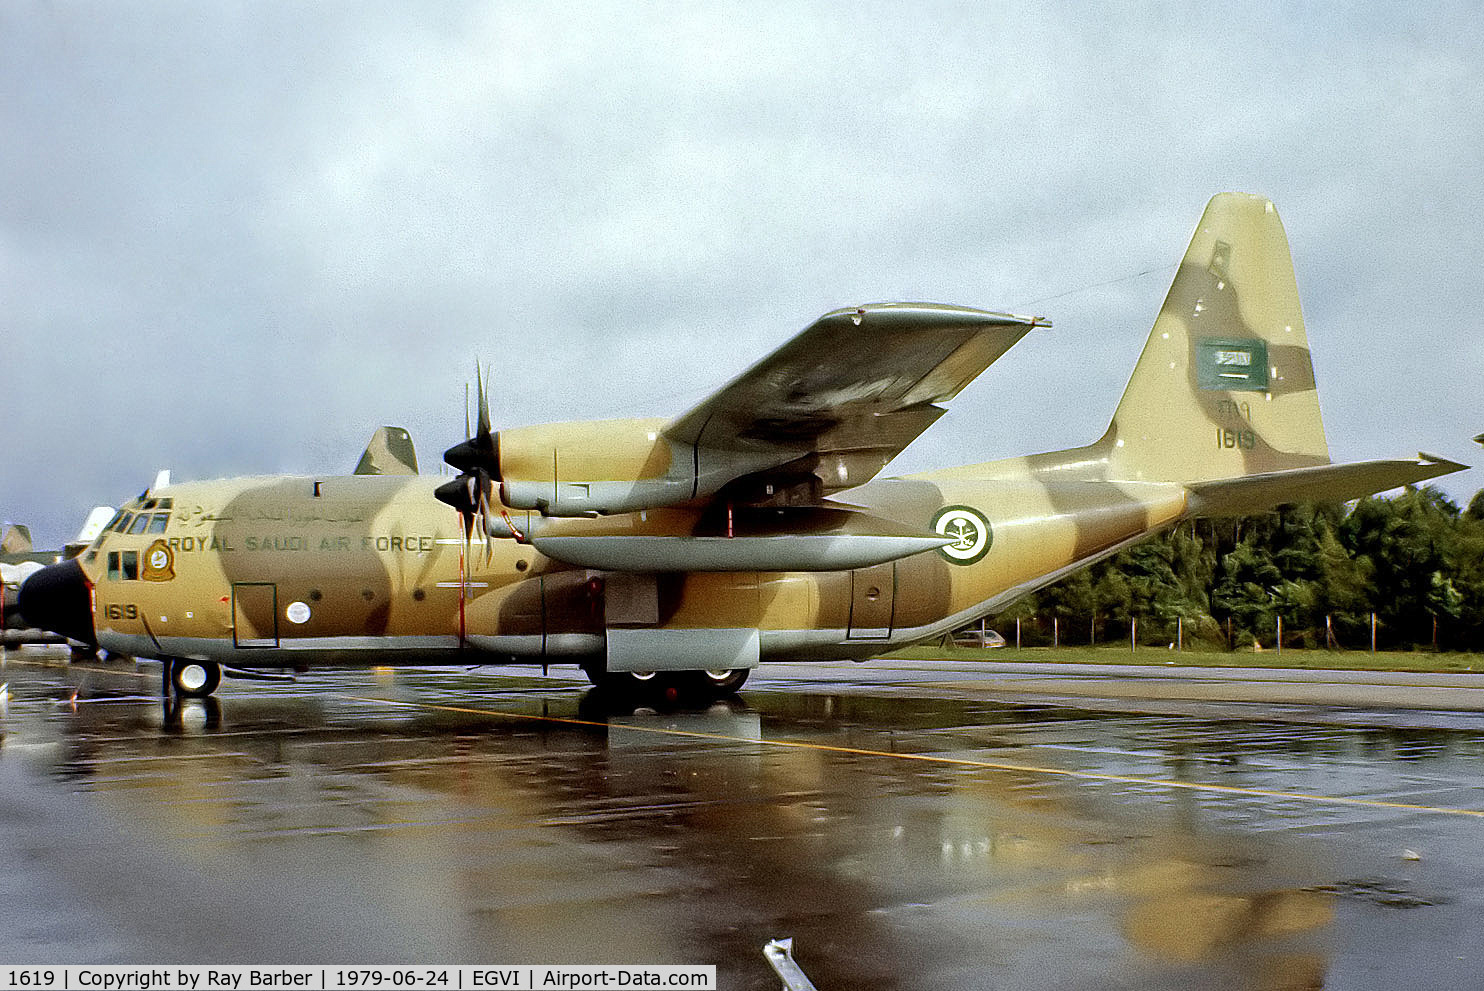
[2,647,1483,990]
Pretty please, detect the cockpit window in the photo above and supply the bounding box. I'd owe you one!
[107,550,140,581]
[128,515,151,535]
[113,513,134,533]
[156,498,173,509]
[104,510,127,532]
[147,513,169,534]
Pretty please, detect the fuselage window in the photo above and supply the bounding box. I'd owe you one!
[128,515,151,535]
[121,550,138,581]
[107,551,120,581]
[147,513,169,534]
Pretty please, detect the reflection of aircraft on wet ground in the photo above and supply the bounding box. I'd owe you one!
[19,194,1466,701]
[2,509,113,643]
[25,656,1348,983]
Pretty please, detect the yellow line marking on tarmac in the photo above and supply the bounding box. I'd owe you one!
[345,694,1484,820]
[12,652,1479,819]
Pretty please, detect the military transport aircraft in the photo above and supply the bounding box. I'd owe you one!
[19,193,1465,700]
[3,509,113,642]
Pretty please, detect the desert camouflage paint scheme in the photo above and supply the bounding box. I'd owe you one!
[19,194,1464,698]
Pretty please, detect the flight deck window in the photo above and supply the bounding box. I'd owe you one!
[107,552,120,581]
[128,515,151,535]
[104,510,126,533]
[147,513,169,534]
[114,513,134,533]
[121,550,137,581]
[156,498,173,509]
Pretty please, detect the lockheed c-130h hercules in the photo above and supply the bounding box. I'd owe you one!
[20,194,1466,701]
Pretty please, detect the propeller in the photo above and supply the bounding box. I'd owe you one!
[435,366,502,557]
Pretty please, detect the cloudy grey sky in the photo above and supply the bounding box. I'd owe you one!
[4,1,1480,545]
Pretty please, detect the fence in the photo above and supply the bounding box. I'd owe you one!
[984,611,1444,653]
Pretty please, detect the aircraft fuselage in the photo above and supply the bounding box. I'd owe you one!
[75,467,1187,671]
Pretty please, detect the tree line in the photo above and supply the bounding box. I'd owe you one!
[994,486,1484,652]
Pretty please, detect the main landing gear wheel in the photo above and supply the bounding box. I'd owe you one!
[580,664,749,703]
[585,668,661,695]
[693,669,749,694]
[169,660,222,699]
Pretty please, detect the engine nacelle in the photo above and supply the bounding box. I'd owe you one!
[497,417,694,516]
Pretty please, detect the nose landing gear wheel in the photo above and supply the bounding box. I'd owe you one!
[169,660,222,698]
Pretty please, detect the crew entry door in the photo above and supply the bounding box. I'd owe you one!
[232,582,279,648]
[846,562,895,640]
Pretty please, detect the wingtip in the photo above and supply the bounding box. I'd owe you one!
[1416,452,1469,473]
[826,302,1048,329]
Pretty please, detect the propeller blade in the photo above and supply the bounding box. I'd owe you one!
[443,364,498,474]
[476,475,494,562]
[476,363,491,439]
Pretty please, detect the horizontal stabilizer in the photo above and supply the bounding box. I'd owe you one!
[1186,455,1467,517]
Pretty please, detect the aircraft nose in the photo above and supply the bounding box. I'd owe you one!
[17,559,95,645]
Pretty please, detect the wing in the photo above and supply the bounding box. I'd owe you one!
[665,302,1046,498]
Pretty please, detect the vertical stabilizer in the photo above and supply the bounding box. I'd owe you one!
[355,426,420,475]
[1,524,32,556]
[1106,193,1330,483]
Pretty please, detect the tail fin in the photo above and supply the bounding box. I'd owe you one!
[354,426,420,475]
[1,524,32,556]
[63,507,118,558]
[1106,193,1330,484]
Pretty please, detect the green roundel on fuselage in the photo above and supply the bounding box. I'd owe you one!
[931,505,992,565]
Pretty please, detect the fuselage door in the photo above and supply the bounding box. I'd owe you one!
[846,562,895,640]
[232,582,279,648]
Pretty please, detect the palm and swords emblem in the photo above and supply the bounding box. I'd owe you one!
[931,506,992,564]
